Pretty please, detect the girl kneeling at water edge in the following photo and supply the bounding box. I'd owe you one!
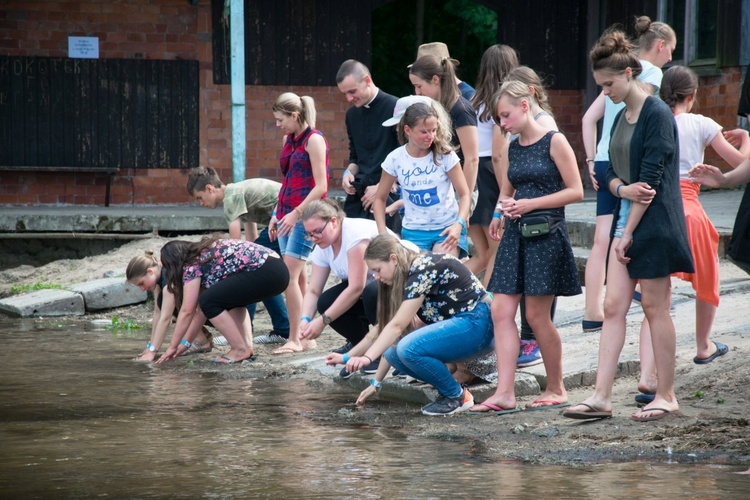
[126,244,213,361]
[156,235,290,364]
[327,234,494,416]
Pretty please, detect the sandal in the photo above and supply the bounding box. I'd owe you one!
[180,340,213,356]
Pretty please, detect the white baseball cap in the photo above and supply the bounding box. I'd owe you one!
[382,95,433,127]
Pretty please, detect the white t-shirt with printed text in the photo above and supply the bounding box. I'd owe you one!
[381,145,461,231]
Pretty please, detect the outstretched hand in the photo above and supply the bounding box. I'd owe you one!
[356,385,377,406]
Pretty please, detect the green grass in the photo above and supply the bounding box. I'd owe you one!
[10,282,64,294]
[105,316,143,331]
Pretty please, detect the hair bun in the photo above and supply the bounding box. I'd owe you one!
[634,15,652,36]
[145,250,154,257]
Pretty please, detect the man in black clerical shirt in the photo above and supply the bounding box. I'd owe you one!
[336,60,401,232]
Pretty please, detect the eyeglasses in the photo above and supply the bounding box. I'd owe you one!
[304,220,330,240]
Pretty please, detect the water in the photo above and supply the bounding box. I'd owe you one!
[1,318,748,499]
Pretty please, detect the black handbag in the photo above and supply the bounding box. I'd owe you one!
[519,211,563,239]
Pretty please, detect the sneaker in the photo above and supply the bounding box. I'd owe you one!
[254,332,288,344]
[360,358,380,374]
[213,335,229,346]
[331,342,353,355]
[339,366,355,379]
[421,387,474,416]
[517,340,543,367]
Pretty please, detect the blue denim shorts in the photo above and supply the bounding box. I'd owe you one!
[277,219,313,260]
[594,161,617,216]
[401,225,468,258]
[613,198,632,238]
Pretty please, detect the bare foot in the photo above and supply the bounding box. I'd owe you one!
[525,390,568,409]
[273,341,304,355]
[469,396,517,413]
[134,350,157,362]
[302,339,317,351]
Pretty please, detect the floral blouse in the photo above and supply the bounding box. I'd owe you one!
[182,239,277,288]
[404,253,486,324]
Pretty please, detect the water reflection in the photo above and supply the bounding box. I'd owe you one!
[0,318,748,498]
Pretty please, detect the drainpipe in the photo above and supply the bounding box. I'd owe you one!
[229,0,246,182]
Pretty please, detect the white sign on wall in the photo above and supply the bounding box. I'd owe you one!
[68,36,99,59]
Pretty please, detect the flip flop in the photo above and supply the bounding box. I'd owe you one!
[635,392,655,406]
[467,402,520,415]
[211,355,256,364]
[525,399,571,411]
[631,407,677,422]
[562,403,613,420]
[693,341,728,364]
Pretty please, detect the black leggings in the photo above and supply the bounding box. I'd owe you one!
[317,279,379,344]
[199,256,290,319]
[519,295,557,342]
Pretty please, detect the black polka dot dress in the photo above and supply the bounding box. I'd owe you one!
[488,131,581,297]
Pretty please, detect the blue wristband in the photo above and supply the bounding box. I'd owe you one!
[456,217,467,230]
[301,316,312,323]
[180,339,192,349]
[370,379,382,389]
[147,342,156,352]
[342,353,350,363]
[343,169,351,178]
[492,211,502,219]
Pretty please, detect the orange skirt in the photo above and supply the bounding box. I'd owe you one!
[672,180,720,306]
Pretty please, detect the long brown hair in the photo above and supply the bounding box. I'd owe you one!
[161,235,222,307]
[472,44,519,122]
[364,234,419,332]
[409,54,460,112]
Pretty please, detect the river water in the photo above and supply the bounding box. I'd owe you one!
[1,318,748,499]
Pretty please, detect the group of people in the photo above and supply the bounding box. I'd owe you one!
[125,17,749,419]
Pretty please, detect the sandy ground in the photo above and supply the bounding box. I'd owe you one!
[1,236,749,467]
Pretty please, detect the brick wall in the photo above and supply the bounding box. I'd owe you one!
[0,1,744,205]
[696,67,744,171]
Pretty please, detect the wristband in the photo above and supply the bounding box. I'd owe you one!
[272,210,276,218]
[147,342,156,352]
[180,339,192,349]
[456,217,467,230]
[342,353,350,363]
[616,184,623,198]
[492,211,502,219]
[300,316,312,323]
[342,169,351,178]
[370,379,382,389]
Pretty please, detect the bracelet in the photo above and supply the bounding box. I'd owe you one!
[585,158,595,163]
[492,211,502,219]
[147,342,156,352]
[363,355,373,364]
[300,316,312,323]
[180,339,192,349]
[342,169,351,178]
[294,206,303,216]
[370,379,382,389]
[271,211,276,218]
[616,184,623,198]
[455,217,467,230]
[342,353,350,363]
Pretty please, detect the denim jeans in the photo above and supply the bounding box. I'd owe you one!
[246,227,290,336]
[384,301,494,398]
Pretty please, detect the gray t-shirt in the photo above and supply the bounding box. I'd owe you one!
[609,114,636,184]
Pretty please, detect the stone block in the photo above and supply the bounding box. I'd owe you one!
[68,278,147,311]
[0,289,85,317]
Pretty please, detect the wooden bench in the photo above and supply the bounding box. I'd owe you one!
[4,166,119,206]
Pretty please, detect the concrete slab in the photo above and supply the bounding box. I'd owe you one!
[0,289,85,317]
[68,278,146,311]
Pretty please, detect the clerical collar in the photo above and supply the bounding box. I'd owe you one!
[363,88,379,109]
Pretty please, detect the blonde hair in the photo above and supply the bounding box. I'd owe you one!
[504,66,553,116]
[272,92,317,128]
[364,234,419,332]
[126,251,159,281]
[300,199,344,222]
[397,101,453,164]
[634,15,676,52]
[491,80,535,124]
